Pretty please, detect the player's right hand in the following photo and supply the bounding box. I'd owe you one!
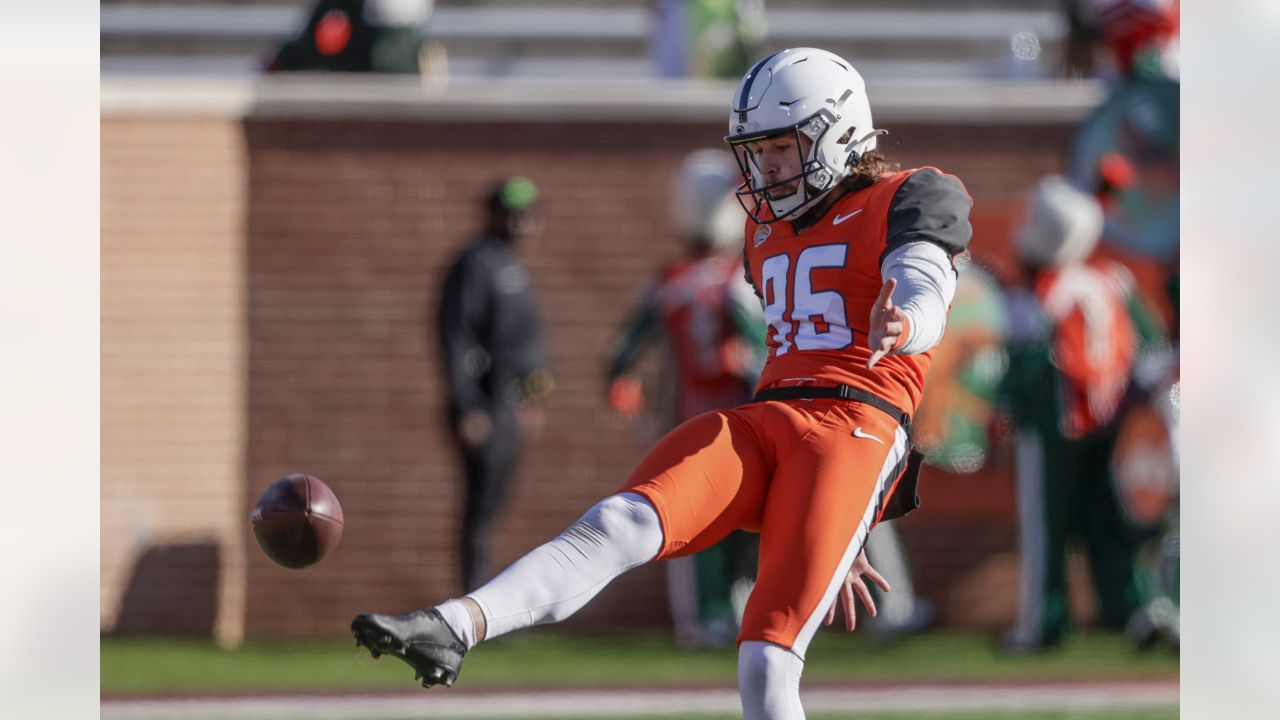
[867,278,907,369]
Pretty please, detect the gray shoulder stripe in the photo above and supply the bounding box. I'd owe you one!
[881,169,973,264]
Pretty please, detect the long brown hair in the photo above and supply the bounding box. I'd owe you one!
[791,150,899,231]
[841,150,897,192]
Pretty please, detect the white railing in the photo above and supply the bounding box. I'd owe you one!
[101,73,1103,124]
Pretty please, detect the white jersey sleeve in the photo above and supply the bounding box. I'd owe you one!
[880,241,957,355]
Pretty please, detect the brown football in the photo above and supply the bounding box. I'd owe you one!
[250,474,344,569]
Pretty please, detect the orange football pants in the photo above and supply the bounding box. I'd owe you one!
[619,398,910,657]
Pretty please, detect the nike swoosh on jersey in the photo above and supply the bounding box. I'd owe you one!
[851,426,884,444]
[832,209,864,225]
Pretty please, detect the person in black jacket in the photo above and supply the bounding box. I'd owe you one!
[438,177,552,592]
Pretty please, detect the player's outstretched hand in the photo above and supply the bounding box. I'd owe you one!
[866,278,906,369]
[824,548,891,632]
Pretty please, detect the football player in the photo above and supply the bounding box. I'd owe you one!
[353,47,972,719]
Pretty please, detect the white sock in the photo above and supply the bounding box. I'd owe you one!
[739,641,806,720]
[465,492,663,641]
[434,599,478,650]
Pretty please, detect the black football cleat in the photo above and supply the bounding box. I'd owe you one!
[351,609,466,688]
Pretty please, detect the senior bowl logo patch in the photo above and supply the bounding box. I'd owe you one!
[753,224,772,247]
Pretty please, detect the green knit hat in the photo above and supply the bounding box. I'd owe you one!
[491,176,538,213]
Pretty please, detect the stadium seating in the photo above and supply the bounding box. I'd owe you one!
[101,0,1066,80]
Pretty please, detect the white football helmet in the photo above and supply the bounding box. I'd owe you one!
[725,48,880,223]
[672,149,745,253]
[1015,175,1103,268]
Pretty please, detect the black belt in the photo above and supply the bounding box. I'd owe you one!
[752,384,912,431]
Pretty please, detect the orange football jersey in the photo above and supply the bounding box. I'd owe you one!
[743,167,972,414]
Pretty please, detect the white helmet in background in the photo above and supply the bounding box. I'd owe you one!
[703,194,748,254]
[673,149,747,253]
[1015,175,1104,268]
[725,48,880,223]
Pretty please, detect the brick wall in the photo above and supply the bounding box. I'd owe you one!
[103,105,1096,640]
[101,117,248,645]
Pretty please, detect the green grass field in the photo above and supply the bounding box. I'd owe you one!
[101,630,1177,696]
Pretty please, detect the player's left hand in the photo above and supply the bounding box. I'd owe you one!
[824,548,891,631]
[866,278,907,369]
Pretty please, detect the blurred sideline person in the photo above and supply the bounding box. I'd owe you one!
[1089,5,1183,606]
[605,149,766,648]
[1069,0,1178,327]
[438,177,553,593]
[997,176,1164,652]
[267,0,446,77]
[355,47,973,718]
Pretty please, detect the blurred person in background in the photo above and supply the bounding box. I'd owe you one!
[1063,7,1180,643]
[1070,0,1178,327]
[438,177,553,593]
[267,0,446,77]
[605,148,765,648]
[354,47,972,717]
[650,0,768,79]
[997,175,1166,653]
